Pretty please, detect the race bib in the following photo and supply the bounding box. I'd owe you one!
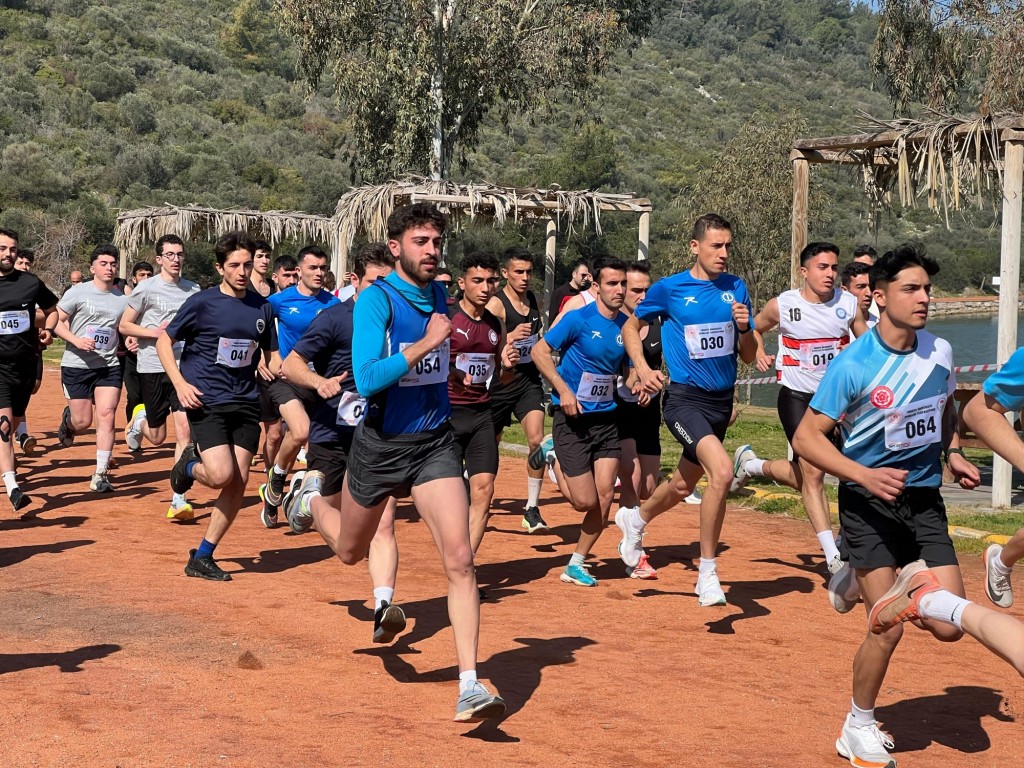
[216,338,258,368]
[798,340,840,372]
[576,372,615,404]
[455,352,495,385]
[87,325,117,352]
[336,391,367,427]
[0,310,29,335]
[617,374,638,403]
[684,321,733,360]
[513,333,538,365]
[399,340,449,387]
[884,394,945,451]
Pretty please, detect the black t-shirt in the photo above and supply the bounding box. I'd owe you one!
[0,269,58,361]
[548,282,581,327]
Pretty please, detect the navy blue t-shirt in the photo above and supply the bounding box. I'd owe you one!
[166,287,276,407]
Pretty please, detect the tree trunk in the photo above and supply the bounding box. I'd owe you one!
[430,0,456,180]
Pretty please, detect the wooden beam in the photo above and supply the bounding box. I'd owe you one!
[408,192,653,213]
[794,116,1024,154]
[637,211,650,261]
[790,148,897,166]
[791,157,810,290]
[543,217,557,331]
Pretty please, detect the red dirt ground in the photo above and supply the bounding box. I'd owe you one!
[1,371,1020,767]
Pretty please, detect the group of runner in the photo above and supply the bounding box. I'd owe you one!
[2,208,1024,757]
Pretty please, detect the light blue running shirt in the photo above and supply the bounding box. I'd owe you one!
[983,346,1024,411]
[544,302,628,414]
[267,286,339,359]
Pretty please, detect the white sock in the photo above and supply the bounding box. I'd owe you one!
[373,586,394,610]
[629,506,646,530]
[698,557,716,575]
[818,531,841,562]
[171,493,188,508]
[15,420,26,437]
[526,476,542,508]
[849,699,875,727]
[918,590,970,630]
[994,551,1014,574]
[273,464,287,477]
[2,471,17,494]
[569,552,586,568]
[458,669,478,693]
[744,458,766,476]
[96,450,111,475]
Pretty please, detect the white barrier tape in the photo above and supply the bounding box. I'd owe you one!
[735,363,999,387]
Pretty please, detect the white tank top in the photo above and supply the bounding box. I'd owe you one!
[581,290,596,305]
[775,288,857,393]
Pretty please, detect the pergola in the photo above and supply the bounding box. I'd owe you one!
[789,114,1024,507]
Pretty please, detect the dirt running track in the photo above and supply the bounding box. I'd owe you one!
[1,373,1020,767]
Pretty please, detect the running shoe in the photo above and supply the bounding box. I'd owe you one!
[286,470,324,534]
[836,716,896,768]
[526,433,554,471]
[265,467,286,506]
[17,432,37,456]
[170,444,198,495]
[560,563,597,587]
[521,506,548,533]
[107,456,119,470]
[868,559,941,634]
[983,543,1014,608]
[546,449,558,485]
[296,446,307,465]
[89,472,114,493]
[730,444,757,493]
[184,548,232,581]
[57,406,75,448]
[684,487,702,505]
[166,499,194,521]
[628,553,658,580]
[453,681,506,723]
[258,482,267,503]
[828,561,860,614]
[615,506,644,568]
[126,404,146,452]
[696,568,727,606]
[9,487,30,511]
[260,501,279,529]
[372,601,407,644]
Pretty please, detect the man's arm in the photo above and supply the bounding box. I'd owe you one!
[53,307,95,352]
[118,304,161,340]
[622,313,663,394]
[532,338,580,417]
[752,297,780,372]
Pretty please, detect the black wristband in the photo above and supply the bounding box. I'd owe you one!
[945,447,966,462]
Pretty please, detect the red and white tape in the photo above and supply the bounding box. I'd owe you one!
[735,363,998,387]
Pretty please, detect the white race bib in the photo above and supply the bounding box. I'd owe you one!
[455,352,495,385]
[336,391,367,427]
[398,340,449,387]
[884,394,945,451]
[216,338,258,368]
[617,373,638,403]
[513,333,538,365]
[576,372,615,404]
[87,325,117,352]
[798,340,840,372]
[684,321,733,360]
[0,310,30,336]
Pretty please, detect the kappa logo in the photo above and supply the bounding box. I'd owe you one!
[256,318,266,334]
[870,385,895,409]
[720,292,735,303]
[684,296,698,306]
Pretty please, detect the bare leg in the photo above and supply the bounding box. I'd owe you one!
[617,438,641,509]
[93,386,120,454]
[199,445,253,545]
[68,398,94,432]
[275,400,310,471]
[141,421,168,447]
[171,410,191,462]
[998,527,1024,567]
[639,457,704,524]
[568,457,619,559]
[852,566,903,710]
[368,496,399,592]
[693,436,736,560]
[468,472,496,554]
[262,420,282,467]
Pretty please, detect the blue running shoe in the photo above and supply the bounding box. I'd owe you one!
[559,563,597,587]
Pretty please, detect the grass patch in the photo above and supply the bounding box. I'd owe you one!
[43,338,65,365]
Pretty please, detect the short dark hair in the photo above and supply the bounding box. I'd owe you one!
[386,202,447,240]
[434,267,453,280]
[460,251,500,274]
[691,213,732,242]
[91,243,119,263]
[297,245,328,264]
[352,243,395,279]
[591,255,628,284]
[155,234,184,257]
[853,244,877,260]
[841,261,871,288]
[17,249,34,265]
[870,243,939,291]
[272,254,297,272]
[254,240,272,254]
[571,258,590,273]
[214,231,256,267]
[131,261,153,277]
[0,227,19,243]
[626,261,651,277]
[800,241,840,266]
[503,246,534,267]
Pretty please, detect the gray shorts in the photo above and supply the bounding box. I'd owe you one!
[346,423,463,508]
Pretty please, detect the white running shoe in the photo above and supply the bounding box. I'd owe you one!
[696,568,727,606]
[730,444,757,493]
[126,405,146,452]
[984,543,1014,608]
[546,450,558,485]
[296,446,307,465]
[684,488,702,505]
[836,716,896,768]
[828,561,860,614]
[614,506,644,569]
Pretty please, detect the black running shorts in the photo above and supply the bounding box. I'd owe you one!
[270,377,319,412]
[0,356,37,417]
[615,394,662,456]
[61,365,123,401]
[258,377,278,423]
[490,374,544,431]
[662,383,733,466]
[552,407,620,478]
[450,403,498,477]
[187,401,262,455]
[140,372,182,429]
[307,434,354,497]
[838,484,958,570]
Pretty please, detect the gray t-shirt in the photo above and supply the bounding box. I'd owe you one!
[58,282,129,369]
[126,275,201,373]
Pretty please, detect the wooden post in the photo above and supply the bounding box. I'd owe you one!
[637,211,650,261]
[992,139,1024,507]
[119,249,127,280]
[543,216,557,331]
[791,155,809,290]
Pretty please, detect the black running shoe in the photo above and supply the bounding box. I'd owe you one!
[17,433,38,456]
[184,549,232,581]
[170,444,198,495]
[521,506,549,533]
[372,601,407,644]
[57,406,75,448]
[527,445,547,471]
[260,500,279,529]
[10,487,30,511]
[265,468,286,506]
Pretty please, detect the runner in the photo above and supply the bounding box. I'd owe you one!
[283,202,505,722]
[255,254,297,474]
[12,248,44,456]
[280,242,407,642]
[160,231,275,581]
[851,245,877,265]
[124,260,154,295]
[118,260,154,433]
[0,228,58,509]
[841,261,877,332]
[486,247,550,534]
[54,244,128,493]
[792,243,1024,768]
[730,242,865,609]
[616,213,756,606]
[260,245,338,527]
[250,242,274,298]
[119,234,201,519]
[532,256,631,587]
[548,258,592,326]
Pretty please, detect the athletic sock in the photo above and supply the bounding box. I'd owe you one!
[196,539,216,559]
[171,493,188,508]
[96,450,111,475]
[272,464,287,477]
[458,669,478,694]
[629,506,646,530]
[918,589,970,630]
[817,530,841,562]
[373,587,395,611]
[849,699,875,727]
[698,557,716,575]
[744,458,766,476]
[569,552,586,568]
[15,420,26,437]
[994,551,1014,574]
[526,476,542,508]
[2,471,17,494]
[185,460,199,479]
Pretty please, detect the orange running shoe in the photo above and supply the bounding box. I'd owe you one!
[628,553,658,580]
[868,559,941,634]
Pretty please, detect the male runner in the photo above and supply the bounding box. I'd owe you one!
[842,261,877,332]
[486,247,550,534]
[792,244,1024,768]
[0,228,57,509]
[284,203,505,723]
[260,246,338,526]
[281,243,408,642]
[434,267,457,306]
[119,234,201,518]
[119,261,154,431]
[533,256,630,587]
[124,261,154,295]
[251,241,273,297]
[548,258,592,326]
[161,231,275,581]
[255,254,297,474]
[55,244,128,493]
[616,213,756,606]
[13,248,44,455]
[730,242,864,608]
[851,245,877,265]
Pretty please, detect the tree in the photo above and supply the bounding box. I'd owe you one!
[28,211,87,294]
[276,0,663,180]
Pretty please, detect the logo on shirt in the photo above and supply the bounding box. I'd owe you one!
[720,292,735,303]
[684,296,698,306]
[455,328,470,340]
[869,385,895,409]
[836,307,848,319]
[591,331,603,339]
[287,307,300,314]
[616,334,623,346]
[256,318,266,334]
[488,329,498,344]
